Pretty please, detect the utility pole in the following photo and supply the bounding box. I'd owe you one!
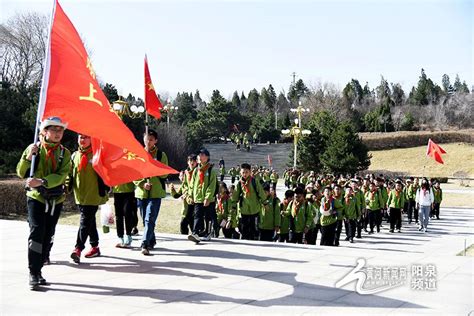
[292,72,296,85]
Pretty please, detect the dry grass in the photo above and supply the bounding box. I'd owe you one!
[369,143,474,178]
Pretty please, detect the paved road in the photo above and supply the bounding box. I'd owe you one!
[1,205,473,315]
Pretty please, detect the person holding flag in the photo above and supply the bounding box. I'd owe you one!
[17,117,71,290]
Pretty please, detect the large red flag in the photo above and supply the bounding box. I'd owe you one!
[144,56,163,119]
[426,139,447,164]
[40,0,177,185]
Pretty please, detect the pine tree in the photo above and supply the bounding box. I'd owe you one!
[247,88,260,112]
[268,84,277,107]
[260,87,272,110]
[288,79,309,104]
[232,91,241,109]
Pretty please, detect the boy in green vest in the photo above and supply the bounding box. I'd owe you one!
[333,185,345,246]
[405,177,417,224]
[133,129,169,255]
[284,187,315,244]
[432,180,442,219]
[270,170,279,191]
[188,148,218,243]
[70,134,109,263]
[17,117,71,289]
[319,186,338,246]
[170,154,197,235]
[278,190,294,242]
[259,183,281,242]
[387,179,405,233]
[365,182,385,234]
[343,186,360,243]
[231,163,266,240]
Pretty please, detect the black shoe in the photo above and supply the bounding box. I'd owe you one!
[29,273,39,290]
[344,237,350,241]
[131,227,139,236]
[335,241,339,246]
[38,272,47,285]
[350,238,354,243]
[369,230,374,235]
[356,235,362,239]
[43,257,51,265]
[389,229,394,233]
[436,217,440,220]
[377,227,380,233]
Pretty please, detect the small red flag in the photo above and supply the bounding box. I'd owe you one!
[40,0,177,185]
[144,55,163,119]
[426,139,446,164]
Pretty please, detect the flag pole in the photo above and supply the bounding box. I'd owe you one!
[30,0,56,178]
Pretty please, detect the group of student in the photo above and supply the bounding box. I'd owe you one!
[16,116,443,291]
[17,117,170,290]
[229,131,258,151]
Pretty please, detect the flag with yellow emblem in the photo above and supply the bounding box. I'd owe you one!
[38,0,177,186]
[144,55,163,119]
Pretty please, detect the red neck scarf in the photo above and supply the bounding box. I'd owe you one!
[199,163,211,185]
[217,193,228,213]
[78,146,92,172]
[292,200,303,217]
[240,177,251,197]
[41,141,60,172]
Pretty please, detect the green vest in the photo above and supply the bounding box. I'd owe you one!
[387,189,405,209]
[134,148,169,199]
[285,200,315,233]
[259,196,281,230]
[190,163,218,203]
[16,142,71,204]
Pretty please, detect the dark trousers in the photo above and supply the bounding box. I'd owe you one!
[432,202,440,218]
[27,198,62,274]
[389,207,402,230]
[290,231,304,244]
[368,210,380,232]
[180,204,195,235]
[205,202,218,237]
[114,192,136,238]
[320,222,337,246]
[240,213,259,240]
[272,182,277,191]
[279,233,289,242]
[192,203,207,236]
[220,175,224,182]
[407,200,417,223]
[377,209,383,226]
[344,219,357,239]
[305,227,317,245]
[334,220,343,245]
[223,227,240,239]
[259,229,275,242]
[75,205,99,250]
[231,176,236,184]
[356,215,364,237]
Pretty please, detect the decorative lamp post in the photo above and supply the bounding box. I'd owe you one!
[162,98,178,131]
[111,96,145,119]
[290,100,310,128]
[282,119,311,168]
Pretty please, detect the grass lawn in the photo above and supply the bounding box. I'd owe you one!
[369,143,474,178]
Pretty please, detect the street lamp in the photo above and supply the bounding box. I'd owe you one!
[111,96,145,119]
[290,100,310,128]
[282,120,311,168]
[162,98,178,131]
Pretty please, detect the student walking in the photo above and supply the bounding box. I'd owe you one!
[432,181,443,219]
[17,117,71,290]
[113,182,136,248]
[70,134,109,263]
[365,182,384,234]
[387,180,405,233]
[319,187,338,246]
[416,180,434,233]
[258,184,281,242]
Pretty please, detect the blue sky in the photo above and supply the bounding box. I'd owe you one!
[2,0,472,101]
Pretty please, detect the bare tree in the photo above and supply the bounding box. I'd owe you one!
[1,12,48,89]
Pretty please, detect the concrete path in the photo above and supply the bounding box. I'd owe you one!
[1,207,473,315]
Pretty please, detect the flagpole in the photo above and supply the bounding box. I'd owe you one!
[30,0,56,178]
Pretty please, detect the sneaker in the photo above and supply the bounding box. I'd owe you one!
[38,272,47,285]
[29,273,39,290]
[115,237,125,248]
[397,229,402,233]
[368,230,374,235]
[123,235,132,247]
[356,235,362,239]
[201,234,211,241]
[188,234,201,243]
[350,238,354,243]
[423,228,427,233]
[43,257,51,265]
[344,237,350,241]
[131,227,139,236]
[141,247,150,255]
[418,226,423,231]
[389,229,394,233]
[376,227,380,233]
[70,248,81,264]
[84,247,101,258]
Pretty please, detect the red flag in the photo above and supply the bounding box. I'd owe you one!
[92,138,177,187]
[144,55,163,119]
[426,139,446,164]
[40,1,177,185]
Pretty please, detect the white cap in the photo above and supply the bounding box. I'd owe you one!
[40,117,68,130]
